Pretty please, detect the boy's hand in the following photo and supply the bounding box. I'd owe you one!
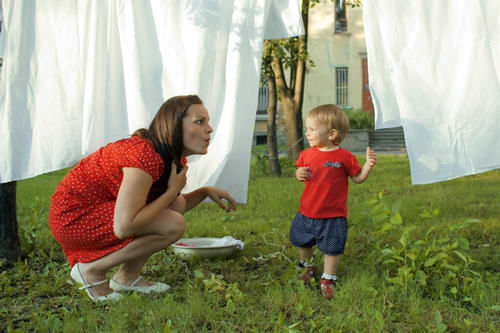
[350,147,377,184]
[366,147,377,168]
[296,167,311,181]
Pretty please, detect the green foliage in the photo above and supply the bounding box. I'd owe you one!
[250,146,296,178]
[250,152,270,177]
[268,37,313,69]
[344,109,374,129]
[2,155,499,332]
[358,193,483,300]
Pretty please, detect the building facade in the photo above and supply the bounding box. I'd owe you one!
[254,1,372,145]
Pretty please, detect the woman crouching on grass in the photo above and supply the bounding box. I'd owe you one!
[48,95,237,302]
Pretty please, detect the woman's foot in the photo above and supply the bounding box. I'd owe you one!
[111,273,156,287]
[110,274,170,294]
[71,263,121,301]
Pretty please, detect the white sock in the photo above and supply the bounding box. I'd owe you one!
[321,273,337,281]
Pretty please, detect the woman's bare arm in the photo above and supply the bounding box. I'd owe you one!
[113,163,187,239]
[183,186,237,212]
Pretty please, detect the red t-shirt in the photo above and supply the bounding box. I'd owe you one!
[296,147,361,218]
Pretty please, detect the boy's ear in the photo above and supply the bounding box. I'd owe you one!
[329,129,338,141]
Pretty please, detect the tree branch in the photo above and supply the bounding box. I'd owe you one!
[271,51,290,97]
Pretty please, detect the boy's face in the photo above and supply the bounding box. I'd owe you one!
[305,116,336,149]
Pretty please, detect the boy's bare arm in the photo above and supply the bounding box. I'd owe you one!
[351,147,377,184]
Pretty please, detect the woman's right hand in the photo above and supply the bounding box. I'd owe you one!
[168,161,188,193]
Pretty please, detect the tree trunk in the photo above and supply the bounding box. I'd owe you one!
[266,72,281,176]
[282,97,303,161]
[271,57,304,161]
[293,0,309,145]
[270,0,310,162]
[0,181,21,262]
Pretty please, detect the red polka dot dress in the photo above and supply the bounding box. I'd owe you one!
[48,136,164,267]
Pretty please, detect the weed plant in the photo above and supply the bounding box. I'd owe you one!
[1,154,499,332]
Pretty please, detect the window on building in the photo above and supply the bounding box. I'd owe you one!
[256,79,269,115]
[335,67,349,107]
[255,135,267,145]
[335,0,347,33]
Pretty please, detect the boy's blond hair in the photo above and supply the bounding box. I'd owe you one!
[307,104,350,145]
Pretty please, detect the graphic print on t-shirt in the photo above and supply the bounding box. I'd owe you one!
[323,161,342,168]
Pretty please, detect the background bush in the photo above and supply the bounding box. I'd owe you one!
[344,109,374,129]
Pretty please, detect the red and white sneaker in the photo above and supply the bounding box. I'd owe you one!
[320,278,336,300]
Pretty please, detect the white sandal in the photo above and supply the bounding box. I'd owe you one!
[110,276,170,294]
[70,263,122,302]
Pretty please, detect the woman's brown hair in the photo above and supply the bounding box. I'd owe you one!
[132,94,203,196]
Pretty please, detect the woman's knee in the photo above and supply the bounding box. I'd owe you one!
[166,211,186,239]
[169,195,186,214]
[137,209,186,240]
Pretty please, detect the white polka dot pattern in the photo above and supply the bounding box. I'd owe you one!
[48,136,164,266]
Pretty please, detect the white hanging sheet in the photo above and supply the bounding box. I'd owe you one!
[0,0,304,202]
[363,0,500,184]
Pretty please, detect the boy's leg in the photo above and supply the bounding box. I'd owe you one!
[317,216,348,300]
[317,216,347,278]
[290,211,317,282]
[323,254,340,276]
[298,247,313,263]
[297,246,317,283]
[320,254,340,299]
[321,254,340,300]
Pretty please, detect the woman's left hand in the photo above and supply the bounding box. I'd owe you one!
[205,186,237,212]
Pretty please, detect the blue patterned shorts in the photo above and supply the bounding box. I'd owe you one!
[289,211,348,255]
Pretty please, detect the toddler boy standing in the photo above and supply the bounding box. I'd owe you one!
[290,104,377,299]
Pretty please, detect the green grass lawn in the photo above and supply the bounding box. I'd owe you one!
[2,153,499,332]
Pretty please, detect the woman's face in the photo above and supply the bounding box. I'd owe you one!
[182,104,213,156]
